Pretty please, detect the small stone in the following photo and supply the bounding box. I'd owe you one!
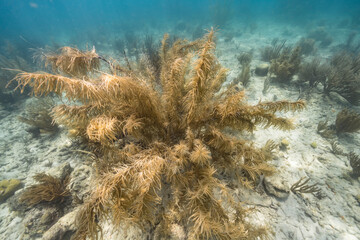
[281,139,289,146]
[40,210,56,225]
[263,175,290,200]
[255,63,269,76]
[47,162,72,182]
[355,195,360,204]
[310,142,317,148]
[23,207,60,238]
[280,139,290,151]
[317,156,327,163]
[42,209,79,240]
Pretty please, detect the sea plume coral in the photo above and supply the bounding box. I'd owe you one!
[335,109,360,134]
[19,173,70,207]
[17,98,59,136]
[323,52,360,105]
[234,52,252,87]
[34,46,101,78]
[348,152,360,177]
[260,39,288,62]
[269,46,301,82]
[298,58,329,88]
[11,29,305,239]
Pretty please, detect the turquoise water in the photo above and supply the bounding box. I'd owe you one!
[0,0,359,46]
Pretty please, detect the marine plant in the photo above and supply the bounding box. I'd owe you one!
[260,39,288,62]
[269,46,301,82]
[18,98,59,136]
[19,173,70,207]
[335,109,360,134]
[298,58,329,88]
[307,27,333,47]
[142,34,161,79]
[0,50,34,104]
[348,152,360,178]
[339,32,360,54]
[113,38,125,55]
[237,65,251,88]
[237,52,252,66]
[234,52,252,87]
[124,31,140,59]
[323,52,360,105]
[330,141,346,156]
[262,76,271,95]
[10,29,305,239]
[290,177,320,194]
[317,109,360,139]
[297,38,316,56]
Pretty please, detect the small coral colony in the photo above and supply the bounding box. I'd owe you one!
[2,25,360,239]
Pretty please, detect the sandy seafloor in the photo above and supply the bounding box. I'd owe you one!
[0,20,360,240]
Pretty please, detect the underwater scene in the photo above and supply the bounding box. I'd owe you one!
[1,0,360,239]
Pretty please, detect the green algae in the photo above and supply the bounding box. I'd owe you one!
[0,179,22,203]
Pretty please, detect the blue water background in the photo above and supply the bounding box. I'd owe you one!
[0,0,359,47]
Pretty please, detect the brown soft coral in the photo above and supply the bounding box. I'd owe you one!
[19,173,70,207]
[270,46,301,82]
[12,29,304,240]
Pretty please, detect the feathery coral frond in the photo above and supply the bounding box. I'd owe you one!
[11,72,104,103]
[73,198,104,240]
[184,28,217,126]
[189,139,212,165]
[120,115,144,139]
[43,46,100,77]
[52,104,92,127]
[86,116,119,144]
[256,99,306,113]
[20,173,70,207]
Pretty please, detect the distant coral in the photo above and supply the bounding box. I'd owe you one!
[297,38,316,56]
[113,37,125,54]
[0,47,35,104]
[317,120,336,139]
[335,109,360,134]
[307,27,333,47]
[234,52,252,87]
[142,34,161,79]
[124,31,140,58]
[298,58,329,88]
[269,46,301,82]
[341,32,360,54]
[237,52,252,66]
[18,98,59,137]
[323,52,360,105]
[11,29,305,239]
[260,38,288,62]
